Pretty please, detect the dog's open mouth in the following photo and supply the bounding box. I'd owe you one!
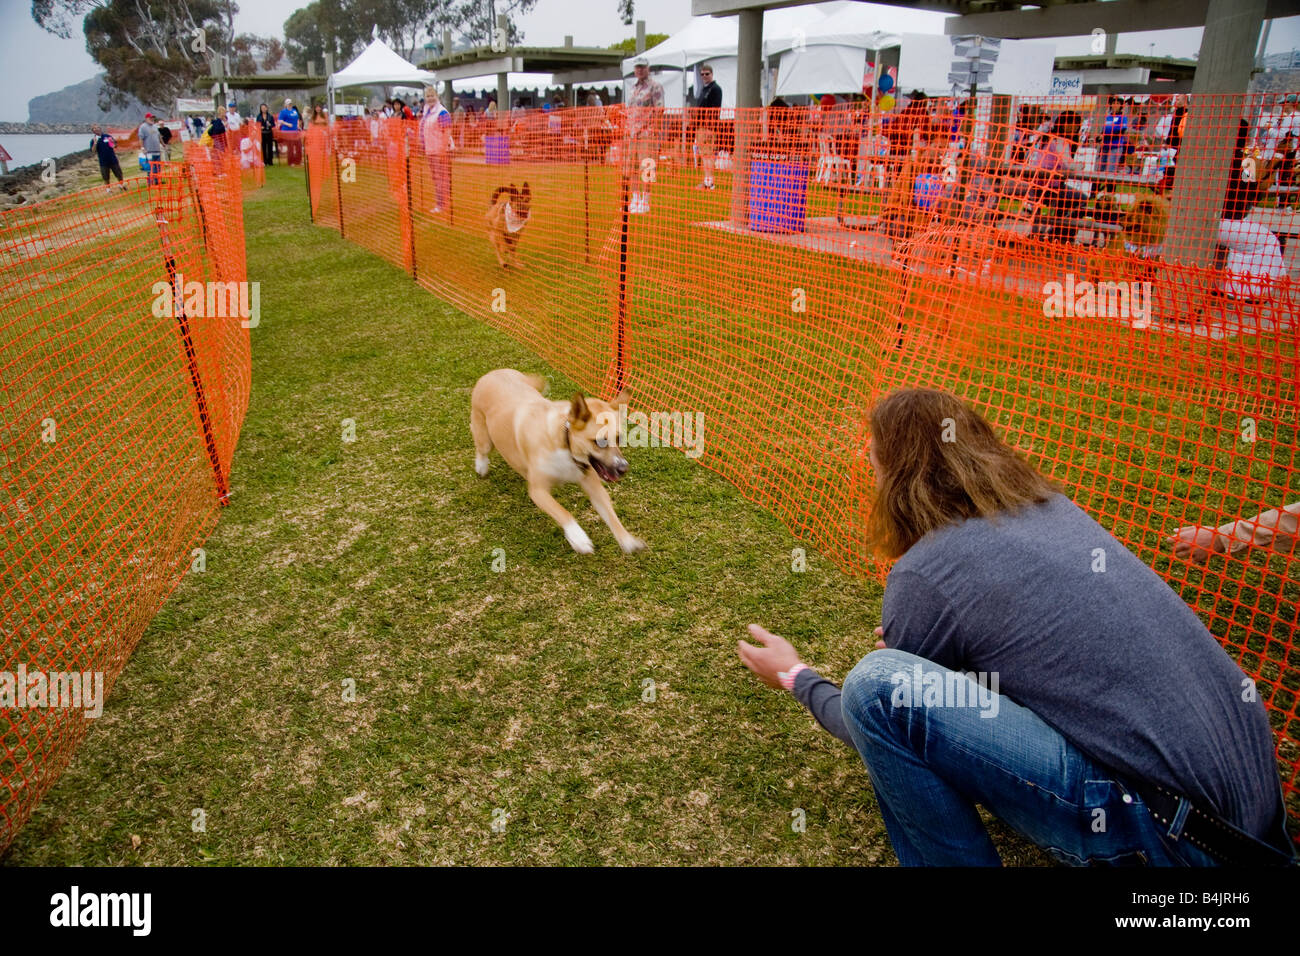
[590,458,623,482]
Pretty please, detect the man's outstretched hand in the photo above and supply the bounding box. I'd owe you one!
[737,624,801,689]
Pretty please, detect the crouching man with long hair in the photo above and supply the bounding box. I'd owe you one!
[739,388,1296,866]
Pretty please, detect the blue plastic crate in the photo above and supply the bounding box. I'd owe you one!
[748,161,808,233]
[485,135,510,165]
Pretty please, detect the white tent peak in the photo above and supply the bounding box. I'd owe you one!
[329,38,438,92]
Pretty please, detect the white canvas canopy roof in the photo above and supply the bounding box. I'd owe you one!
[621,1,949,105]
[328,38,438,92]
[619,3,837,107]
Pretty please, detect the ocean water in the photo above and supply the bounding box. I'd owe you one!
[0,133,100,170]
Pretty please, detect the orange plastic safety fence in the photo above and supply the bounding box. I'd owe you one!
[308,92,1300,829]
[0,141,251,849]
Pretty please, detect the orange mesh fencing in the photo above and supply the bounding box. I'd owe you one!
[0,141,252,849]
[307,92,1300,830]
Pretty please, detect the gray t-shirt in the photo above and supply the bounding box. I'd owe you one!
[138,122,162,154]
[795,493,1282,837]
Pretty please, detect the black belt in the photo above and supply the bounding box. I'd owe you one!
[1140,783,1298,866]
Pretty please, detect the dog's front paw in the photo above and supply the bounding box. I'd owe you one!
[475,454,490,477]
[564,522,595,555]
[620,536,647,554]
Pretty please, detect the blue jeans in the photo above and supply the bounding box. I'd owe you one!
[841,649,1246,866]
[1100,145,1123,173]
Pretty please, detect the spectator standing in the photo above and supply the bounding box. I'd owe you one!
[583,92,612,162]
[137,112,163,185]
[205,113,228,165]
[256,103,276,165]
[692,63,723,190]
[90,124,126,190]
[626,56,665,214]
[1100,95,1128,173]
[277,98,302,166]
[157,121,174,159]
[453,96,467,147]
[1275,132,1297,210]
[885,91,930,160]
[420,85,453,213]
[224,101,242,134]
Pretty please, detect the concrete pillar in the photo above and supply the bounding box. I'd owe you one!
[735,11,762,108]
[636,20,646,54]
[443,31,454,107]
[497,14,510,115]
[564,35,575,105]
[324,52,335,122]
[1161,0,1266,318]
[729,8,763,227]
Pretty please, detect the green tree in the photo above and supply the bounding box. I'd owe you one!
[34,0,231,107]
[284,0,368,73]
[458,0,536,48]
[348,0,468,61]
[608,34,668,54]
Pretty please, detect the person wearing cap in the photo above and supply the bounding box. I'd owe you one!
[420,85,453,213]
[137,112,163,185]
[277,97,302,165]
[626,56,664,214]
[225,100,242,133]
[692,63,722,190]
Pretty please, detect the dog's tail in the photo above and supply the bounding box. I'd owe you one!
[522,372,547,394]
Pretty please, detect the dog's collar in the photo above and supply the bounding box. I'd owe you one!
[563,420,590,471]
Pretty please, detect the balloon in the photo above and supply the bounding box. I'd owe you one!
[878,94,896,112]
[878,74,894,94]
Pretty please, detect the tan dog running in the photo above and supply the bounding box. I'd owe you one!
[486,182,531,268]
[470,368,645,555]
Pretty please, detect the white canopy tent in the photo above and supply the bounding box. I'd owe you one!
[327,38,439,120]
[619,4,838,109]
[766,5,902,98]
[621,1,952,107]
[449,73,573,104]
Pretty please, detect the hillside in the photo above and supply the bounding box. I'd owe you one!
[27,74,167,126]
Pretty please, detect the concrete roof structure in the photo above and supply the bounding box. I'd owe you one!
[415,44,626,85]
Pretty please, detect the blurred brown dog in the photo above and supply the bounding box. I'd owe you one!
[486,182,531,268]
[470,368,645,555]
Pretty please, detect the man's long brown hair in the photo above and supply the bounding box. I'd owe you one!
[867,389,1059,559]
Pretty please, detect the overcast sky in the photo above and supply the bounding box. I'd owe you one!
[2,0,1299,120]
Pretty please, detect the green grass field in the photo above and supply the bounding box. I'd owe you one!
[4,164,1063,865]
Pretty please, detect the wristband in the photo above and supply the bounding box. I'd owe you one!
[778,662,807,692]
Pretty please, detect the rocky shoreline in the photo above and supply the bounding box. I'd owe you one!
[0,122,99,134]
[0,149,120,206]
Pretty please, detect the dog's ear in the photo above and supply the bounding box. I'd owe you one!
[522,181,531,196]
[609,389,630,407]
[569,393,591,425]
